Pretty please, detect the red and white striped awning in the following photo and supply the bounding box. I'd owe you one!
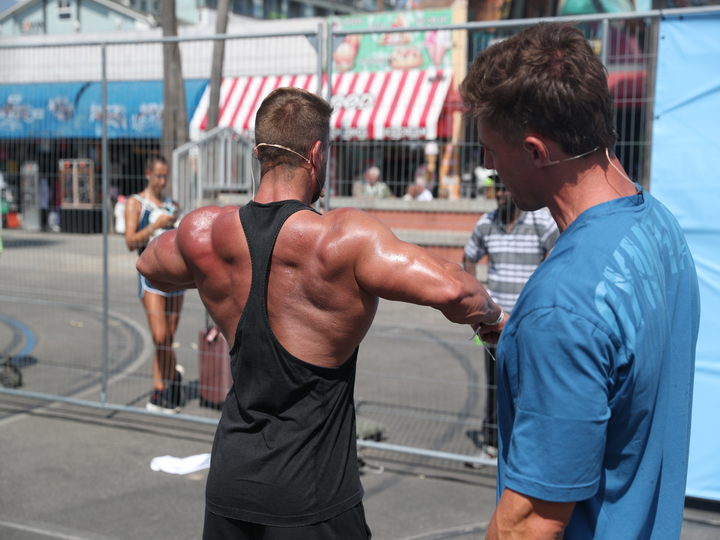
[190,68,453,142]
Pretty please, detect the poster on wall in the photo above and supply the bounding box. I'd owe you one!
[330,10,453,74]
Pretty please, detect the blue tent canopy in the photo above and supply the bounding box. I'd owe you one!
[0,79,207,139]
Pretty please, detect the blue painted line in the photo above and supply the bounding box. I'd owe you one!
[0,313,37,357]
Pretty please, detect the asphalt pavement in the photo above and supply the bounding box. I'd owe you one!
[2,393,720,540]
[1,229,719,539]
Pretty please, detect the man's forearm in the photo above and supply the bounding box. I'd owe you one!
[487,489,573,540]
[437,263,501,326]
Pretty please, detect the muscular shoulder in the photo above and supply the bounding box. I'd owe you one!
[283,207,389,273]
[178,206,231,232]
[321,207,390,246]
[177,206,238,256]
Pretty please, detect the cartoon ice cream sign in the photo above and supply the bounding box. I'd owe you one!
[331,9,453,73]
[333,34,361,73]
[424,30,452,69]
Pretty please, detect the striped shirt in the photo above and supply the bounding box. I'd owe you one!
[464,208,559,312]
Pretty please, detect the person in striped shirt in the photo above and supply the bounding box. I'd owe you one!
[463,176,558,459]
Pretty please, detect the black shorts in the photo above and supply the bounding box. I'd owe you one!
[202,503,372,540]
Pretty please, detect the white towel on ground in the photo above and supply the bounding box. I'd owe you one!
[150,453,211,475]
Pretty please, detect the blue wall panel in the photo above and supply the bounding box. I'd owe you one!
[651,13,720,501]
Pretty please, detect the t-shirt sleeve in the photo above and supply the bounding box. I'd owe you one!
[501,306,613,502]
[464,219,487,261]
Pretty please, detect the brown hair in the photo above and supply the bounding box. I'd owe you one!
[254,87,332,169]
[460,23,616,154]
[144,153,167,173]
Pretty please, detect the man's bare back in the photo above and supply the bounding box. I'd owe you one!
[140,198,502,370]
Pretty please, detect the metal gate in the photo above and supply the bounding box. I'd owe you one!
[2,6,717,468]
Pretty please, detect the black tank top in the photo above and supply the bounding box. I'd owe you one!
[205,200,364,526]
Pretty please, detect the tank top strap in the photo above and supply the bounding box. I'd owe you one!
[132,193,161,212]
[239,199,318,306]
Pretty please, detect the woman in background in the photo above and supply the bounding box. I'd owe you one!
[124,154,185,414]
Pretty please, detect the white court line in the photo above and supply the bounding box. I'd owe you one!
[0,518,101,540]
[400,521,488,540]
[0,295,154,427]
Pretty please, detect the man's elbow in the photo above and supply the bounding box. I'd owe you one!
[136,252,153,279]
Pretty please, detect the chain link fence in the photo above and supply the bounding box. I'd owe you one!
[1,7,708,466]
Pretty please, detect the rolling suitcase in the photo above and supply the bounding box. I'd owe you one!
[198,321,232,410]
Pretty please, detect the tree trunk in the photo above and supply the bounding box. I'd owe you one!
[207,0,231,131]
[160,0,188,197]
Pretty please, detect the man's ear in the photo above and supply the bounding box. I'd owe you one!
[309,140,323,168]
[523,136,550,167]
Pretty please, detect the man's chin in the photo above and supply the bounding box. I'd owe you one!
[515,201,543,212]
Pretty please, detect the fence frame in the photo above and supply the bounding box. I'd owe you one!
[2,5,719,468]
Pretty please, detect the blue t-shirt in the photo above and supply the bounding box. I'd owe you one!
[496,188,700,539]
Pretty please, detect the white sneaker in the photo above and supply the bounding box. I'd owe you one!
[483,445,498,459]
[464,445,498,469]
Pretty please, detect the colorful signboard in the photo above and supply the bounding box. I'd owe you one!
[331,9,453,74]
[0,80,207,139]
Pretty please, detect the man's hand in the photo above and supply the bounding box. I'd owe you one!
[472,310,508,345]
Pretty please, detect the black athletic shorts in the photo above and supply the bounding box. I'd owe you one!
[202,503,372,540]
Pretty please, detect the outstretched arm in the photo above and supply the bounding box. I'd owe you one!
[137,205,238,294]
[136,228,195,291]
[346,210,501,327]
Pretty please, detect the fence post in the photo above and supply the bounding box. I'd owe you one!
[101,43,110,405]
[641,16,660,189]
[600,17,610,67]
[323,21,332,214]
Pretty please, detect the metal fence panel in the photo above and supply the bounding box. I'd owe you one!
[327,16,657,203]
[0,10,684,466]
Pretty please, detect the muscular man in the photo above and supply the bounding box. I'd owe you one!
[463,23,700,539]
[137,87,502,539]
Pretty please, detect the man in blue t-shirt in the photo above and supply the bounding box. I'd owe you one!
[461,23,700,539]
